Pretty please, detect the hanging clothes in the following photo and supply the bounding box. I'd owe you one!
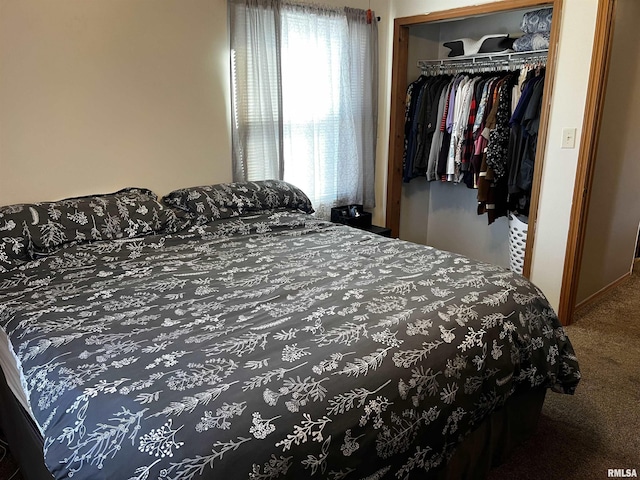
[402,75,453,181]
[478,73,516,224]
[402,75,428,182]
[401,58,546,224]
[507,67,546,214]
[426,80,452,181]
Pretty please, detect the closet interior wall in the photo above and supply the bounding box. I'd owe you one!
[399,8,547,268]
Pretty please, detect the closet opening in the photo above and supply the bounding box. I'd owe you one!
[386,0,562,277]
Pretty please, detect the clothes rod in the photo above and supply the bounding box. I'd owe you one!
[417,49,548,70]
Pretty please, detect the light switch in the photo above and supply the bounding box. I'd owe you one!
[561,128,576,149]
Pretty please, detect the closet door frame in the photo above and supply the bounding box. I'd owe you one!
[385,0,562,279]
[557,0,617,324]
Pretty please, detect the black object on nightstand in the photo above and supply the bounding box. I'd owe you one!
[330,205,391,237]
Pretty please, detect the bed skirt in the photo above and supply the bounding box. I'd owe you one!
[0,365,545,480]
[433,387,546,479]
[0,367,53,479]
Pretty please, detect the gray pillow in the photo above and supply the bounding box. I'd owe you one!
[162,180,315,226]
[0,205,33,272]
[1,188,178,259]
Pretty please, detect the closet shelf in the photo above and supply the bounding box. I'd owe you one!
[418,49,548,74]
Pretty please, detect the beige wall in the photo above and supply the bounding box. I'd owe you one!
[0,0,232,205]
[576,0,640,304]
[0,0,391,225]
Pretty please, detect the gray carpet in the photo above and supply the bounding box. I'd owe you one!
[489,269,640,479]
[1,272,638,480]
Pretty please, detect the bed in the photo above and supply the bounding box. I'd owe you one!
[0,181,580,480]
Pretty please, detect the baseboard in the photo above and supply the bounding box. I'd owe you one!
[575,271,632,312]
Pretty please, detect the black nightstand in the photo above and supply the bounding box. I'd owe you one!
[357,224,392,237]
[329,205,391,238]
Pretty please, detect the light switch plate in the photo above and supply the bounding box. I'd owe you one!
[562,128,576,149]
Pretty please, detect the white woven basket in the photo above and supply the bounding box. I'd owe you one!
[508,213,528,274]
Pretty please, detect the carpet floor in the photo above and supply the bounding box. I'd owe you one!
[489,269,640,479]
[1,272,638,480]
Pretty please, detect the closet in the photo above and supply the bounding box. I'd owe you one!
[386,0,559,275]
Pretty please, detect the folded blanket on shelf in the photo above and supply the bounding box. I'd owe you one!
[520,8,553,34]
[513,32,550,52]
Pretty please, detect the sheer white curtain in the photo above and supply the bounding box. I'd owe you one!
[345,7,378,212]
[229,0,284,181]
[229,0,378,218]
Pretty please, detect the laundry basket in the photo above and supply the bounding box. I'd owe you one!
[508,213,528,274]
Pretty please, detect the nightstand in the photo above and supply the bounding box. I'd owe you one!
[329,204,391,238]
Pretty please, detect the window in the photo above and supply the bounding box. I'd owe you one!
[229,1,378,218]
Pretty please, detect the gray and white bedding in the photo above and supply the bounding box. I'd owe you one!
[0,186,580,480]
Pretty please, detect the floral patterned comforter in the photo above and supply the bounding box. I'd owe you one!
[0,212,580,480]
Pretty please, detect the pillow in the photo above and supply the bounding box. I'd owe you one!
[162,180,315,225]
[15,188,178,255]
[0,205,33,272]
